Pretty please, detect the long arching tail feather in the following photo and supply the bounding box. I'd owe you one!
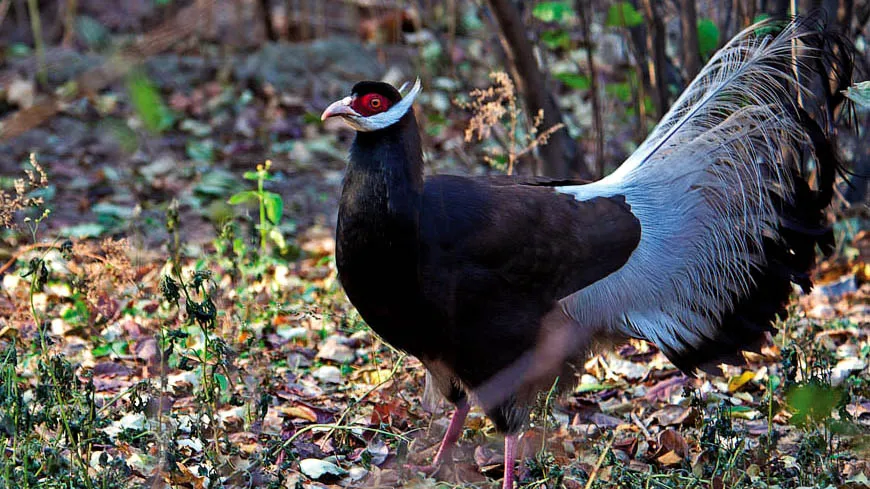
[557,15,854,373]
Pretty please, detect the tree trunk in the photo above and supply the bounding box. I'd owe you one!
[837,0,853,29]
[736,0,755,29]
[260,0,278,41]
[576,0,604,179]
[857,1,870,37]
[768,0,790,16]
[679,0,701,81]
[487,0,591,179]
[640,0,668,119]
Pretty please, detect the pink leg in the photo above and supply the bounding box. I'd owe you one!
[408,402,470,474]
[430,401,471,466]
[502,433,517,489]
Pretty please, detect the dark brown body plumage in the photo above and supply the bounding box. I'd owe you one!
[337,101,640,432]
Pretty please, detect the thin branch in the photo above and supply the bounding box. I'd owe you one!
[584,435,615,489]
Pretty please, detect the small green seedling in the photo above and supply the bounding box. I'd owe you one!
[228,160,286,253]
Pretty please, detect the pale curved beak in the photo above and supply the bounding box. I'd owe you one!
[321,96,359,120]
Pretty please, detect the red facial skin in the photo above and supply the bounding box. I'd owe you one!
[351,93,392,116]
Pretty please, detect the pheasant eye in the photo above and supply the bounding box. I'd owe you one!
[351,93,393,116]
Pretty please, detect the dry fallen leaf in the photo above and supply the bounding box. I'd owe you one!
[656,450,683,466]
[727,370,756,392]
[278,404,319,422]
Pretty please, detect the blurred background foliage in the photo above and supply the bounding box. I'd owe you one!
[0,1,867,320]
[0,1,867,247]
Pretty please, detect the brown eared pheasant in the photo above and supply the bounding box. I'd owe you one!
[320,16,854,489]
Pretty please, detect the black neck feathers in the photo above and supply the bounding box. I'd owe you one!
[341,111,424,230]
[336,110,426,352]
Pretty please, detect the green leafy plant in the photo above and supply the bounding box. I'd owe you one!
[228,160,286,253]
[554,73,591,90]
[697,18,720,60]
[532,1,573,23]
[606,2,644,28]
[126,72,174,134]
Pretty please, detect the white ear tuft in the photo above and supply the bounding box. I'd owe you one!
[346,78,422,132]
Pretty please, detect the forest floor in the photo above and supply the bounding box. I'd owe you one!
[1,15,869,489]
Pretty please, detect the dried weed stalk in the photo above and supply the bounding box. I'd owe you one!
[0,153,48,229]
[460,72,564,175]
[71,238,137,306]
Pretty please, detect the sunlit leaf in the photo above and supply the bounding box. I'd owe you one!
[541,29,571,49]
[228,190,258,205]
[263,192,284,224]
[269,228,286,249]
[555,72,591,90]
[299,458,346,479]
[786,382,845,427]
[127,72,174,133]
[727,370,755,392]
[726,405,761,420]
[92,344,112,358]
[606,81,633,102]
[697,18,720,59]
[532,1,573,23]
[214,373,229,392]
[606,2,643,28]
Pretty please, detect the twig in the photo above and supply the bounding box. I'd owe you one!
[584,435,614,489]
[62,0,77,48]
[0,242,54,275]
[514,123,565,162]
[25,0,46,86]
[318,352,407,446]
[630,411,652,439]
